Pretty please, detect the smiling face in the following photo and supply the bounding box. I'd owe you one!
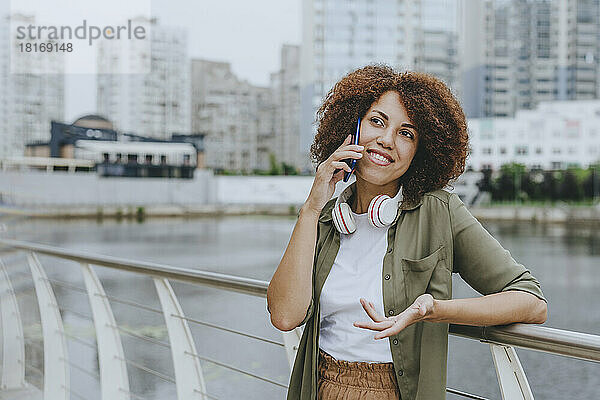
[355,91,419,189]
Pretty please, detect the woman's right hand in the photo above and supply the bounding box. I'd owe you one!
[303,134,364,215]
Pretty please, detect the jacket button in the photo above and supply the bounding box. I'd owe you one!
[393,339,399,345]
[388,310,394,316]
[384,274,390,280]
[398,369,403,376]
[387,247,393,253]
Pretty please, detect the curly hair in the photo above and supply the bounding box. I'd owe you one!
[311,64,469,205]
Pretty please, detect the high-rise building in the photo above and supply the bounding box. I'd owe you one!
[461,0,600,118]
[270,44,301,170]
[191,59,273,172]
[0,14,65,159]
[300,0,461,171]
[97,18,190,139]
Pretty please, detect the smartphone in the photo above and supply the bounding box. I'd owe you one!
[343,117,361,182]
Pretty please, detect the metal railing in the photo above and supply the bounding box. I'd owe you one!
[0,238,599,400]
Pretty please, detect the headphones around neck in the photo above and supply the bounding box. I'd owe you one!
[332,184,403,234]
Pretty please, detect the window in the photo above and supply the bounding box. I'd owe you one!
[515,146,528,156]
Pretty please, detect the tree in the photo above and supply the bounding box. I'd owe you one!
[559,170,583,201]
[268,153,282,175]
[541,171,560,202]
[477,168,493,192]
[282,162,298,175]
[525,169,545,201]
[492,163,527,201]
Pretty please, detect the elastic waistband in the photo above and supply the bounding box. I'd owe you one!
[318,348,398,390]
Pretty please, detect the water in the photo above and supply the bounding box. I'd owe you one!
[1,215,598,399]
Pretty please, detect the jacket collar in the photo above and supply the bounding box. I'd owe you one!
[318,182,424,223]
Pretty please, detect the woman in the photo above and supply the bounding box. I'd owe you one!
[267,65,547,400]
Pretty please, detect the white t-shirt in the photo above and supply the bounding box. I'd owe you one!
[318,209,393,363]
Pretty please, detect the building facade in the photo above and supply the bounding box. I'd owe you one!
[97,18,190,139]
[461,0,600,118]
[0,14,65,159]
[191,59,274,172]
[467,100,600,171]
[270,44,301,171]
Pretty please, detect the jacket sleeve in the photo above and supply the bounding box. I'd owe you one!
[299,294,314,326]
[449,193,546,303]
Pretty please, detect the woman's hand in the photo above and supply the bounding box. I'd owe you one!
[353,295,435,339]
[303,134,364,215]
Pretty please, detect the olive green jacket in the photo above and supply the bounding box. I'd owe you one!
[286,184,546,400]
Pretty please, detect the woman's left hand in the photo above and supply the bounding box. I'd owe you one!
[353,294,435,339]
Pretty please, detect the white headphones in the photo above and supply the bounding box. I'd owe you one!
[332,184,403,234]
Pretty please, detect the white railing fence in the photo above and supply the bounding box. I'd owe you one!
[0,238,599,400]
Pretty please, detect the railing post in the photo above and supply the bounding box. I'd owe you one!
[282,328,303,370]
[153,278,207,400]
[80,263,130,400]
[490,343,534,400]
[0,259,26,389]
[27,252,69,400]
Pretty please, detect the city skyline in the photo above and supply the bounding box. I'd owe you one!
[1,0,302,121]
[6,0,600,122]
[2,0,600,172]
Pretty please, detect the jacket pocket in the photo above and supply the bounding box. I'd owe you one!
[402,245,446,272]
[402,246,446,303]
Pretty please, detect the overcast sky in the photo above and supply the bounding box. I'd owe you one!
[11,0,301,121]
